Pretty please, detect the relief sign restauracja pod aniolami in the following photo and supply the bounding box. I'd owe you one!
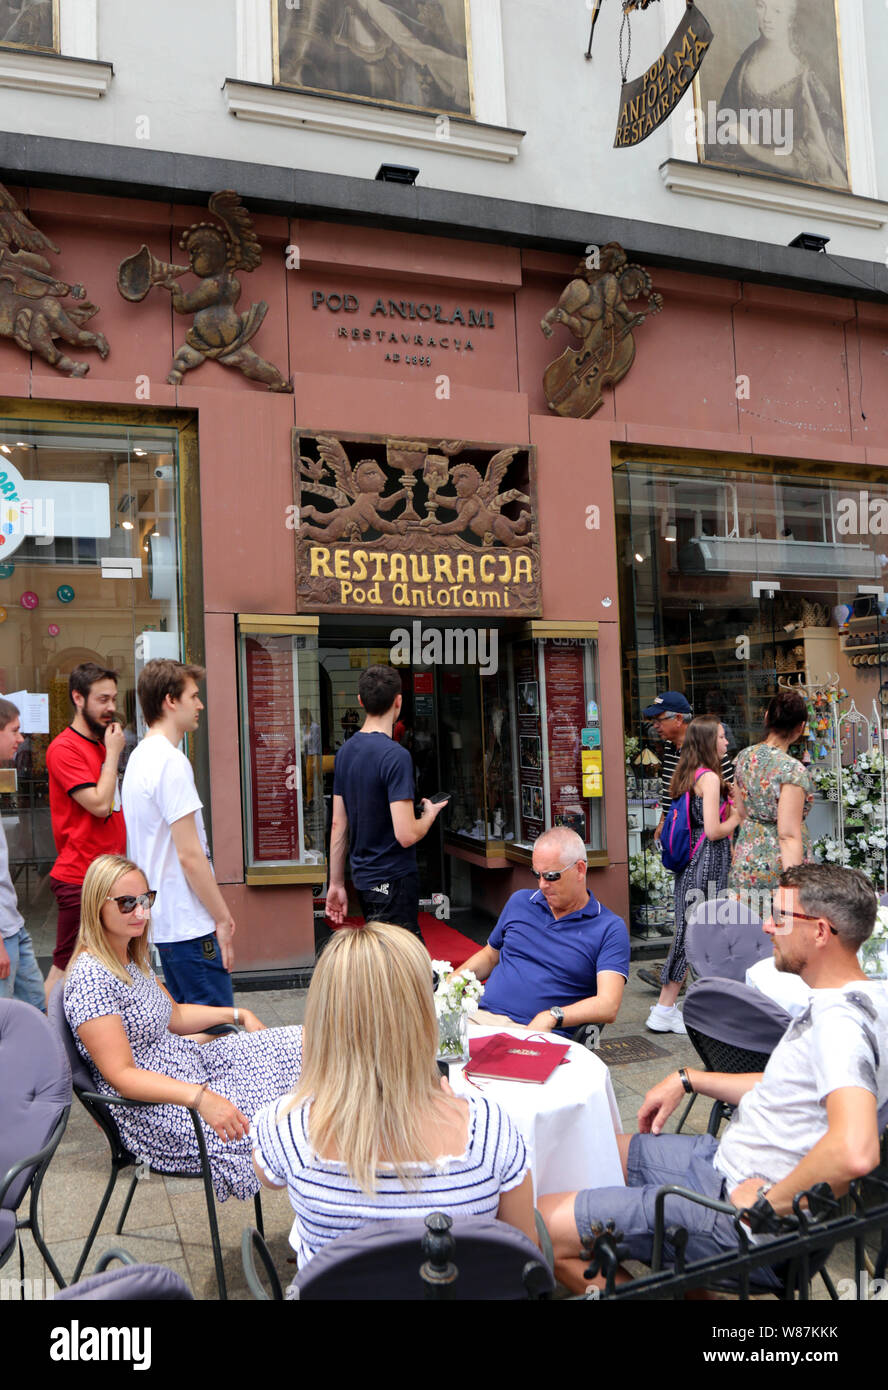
[292,431,541,616]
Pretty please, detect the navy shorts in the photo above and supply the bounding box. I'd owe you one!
[575,1132,780,1286]
[357,873,422,938]
[156,932,234,1007]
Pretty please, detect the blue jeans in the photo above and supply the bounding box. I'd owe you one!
[156,932,234,1006]
[0,925,46,1011]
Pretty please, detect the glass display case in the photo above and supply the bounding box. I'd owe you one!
[236,615,326,884]
[440,664,515,858]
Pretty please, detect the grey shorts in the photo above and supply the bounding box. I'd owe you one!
[574,1132,780,1286]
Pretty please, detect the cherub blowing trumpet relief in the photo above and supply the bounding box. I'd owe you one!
[117,190,292,392]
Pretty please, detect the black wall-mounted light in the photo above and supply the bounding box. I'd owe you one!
[789,232,830,253]
[375,164,420,185]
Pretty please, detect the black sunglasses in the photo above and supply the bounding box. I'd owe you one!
[533,864,577,882]
[106,891,157,913]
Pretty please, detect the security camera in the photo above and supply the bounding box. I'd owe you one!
[153,465,173,480]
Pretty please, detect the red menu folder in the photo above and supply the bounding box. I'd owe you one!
[465,1032,570,1085]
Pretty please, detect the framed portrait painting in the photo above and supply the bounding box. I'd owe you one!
[0,0,58,51]
[693,0,850,191]
[272,0,474,118]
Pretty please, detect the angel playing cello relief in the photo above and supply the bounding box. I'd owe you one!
[0,183,109,377]
[293,431,540,617]
[117,190,292,392]
[540,242,663,418]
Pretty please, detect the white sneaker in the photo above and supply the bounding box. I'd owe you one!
[646,1004,687,1035]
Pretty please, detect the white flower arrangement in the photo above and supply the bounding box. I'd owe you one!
[628,850,673,904]
[431,961,483,1017]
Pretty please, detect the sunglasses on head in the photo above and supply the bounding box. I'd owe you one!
[106,891,157,913]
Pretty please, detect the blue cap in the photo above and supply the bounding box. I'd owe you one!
[642,691,692,719]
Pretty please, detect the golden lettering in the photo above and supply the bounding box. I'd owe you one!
[392,582,410,606]
[352,549,368,582]
[498,555,511,583]
[368,551,388,581]
[456,554,475,584]
[409,554,431,583]
[434,555,455,583]
[513,554,533,583]
[389,553,407,582]
[334,550,350,580]
[479,554,496,583]
[310,546,333,578]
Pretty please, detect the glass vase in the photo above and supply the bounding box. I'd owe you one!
[437,1007,468,1064]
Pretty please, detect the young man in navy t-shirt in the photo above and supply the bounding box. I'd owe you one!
[454,826,629,1034]
[327,666,448,937]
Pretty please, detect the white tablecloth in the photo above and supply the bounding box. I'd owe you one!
[447,1024,625,1198]
[745,956,812,1017]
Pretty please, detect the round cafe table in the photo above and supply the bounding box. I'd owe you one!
[447,1023,625,1199]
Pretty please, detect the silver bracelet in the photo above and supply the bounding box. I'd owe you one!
[233,1006,239,1025]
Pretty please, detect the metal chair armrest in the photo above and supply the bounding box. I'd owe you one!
[241,1225,283,1301]
[94,1247,137,1272]
[651,1184,745,1271]
[0,1112,69,1207]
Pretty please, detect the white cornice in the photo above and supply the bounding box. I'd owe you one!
[660,159,888,230]
[223,78,524,162]
[0,47,111,99]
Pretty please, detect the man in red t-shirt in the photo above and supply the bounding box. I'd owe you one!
[44,662,126,1003]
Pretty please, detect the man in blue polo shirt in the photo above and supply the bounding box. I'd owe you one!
[456,827,629,1034]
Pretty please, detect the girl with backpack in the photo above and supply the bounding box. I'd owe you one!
[646,716,740,1035]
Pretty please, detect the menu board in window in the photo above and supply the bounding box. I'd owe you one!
[514,640,544,844]
[244,637,299,862]
[544,642,590,842]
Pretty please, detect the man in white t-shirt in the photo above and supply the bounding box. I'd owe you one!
[122,659,235,1006]
[538,863,888,1292]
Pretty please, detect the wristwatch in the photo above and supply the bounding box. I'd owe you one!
[549,1006,565,1028]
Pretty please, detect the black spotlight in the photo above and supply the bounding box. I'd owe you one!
[375,164,420,185]
[788,232,830,252]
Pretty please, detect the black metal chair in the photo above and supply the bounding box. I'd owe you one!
[49,985,262,1300]
[0,998,71,1291]
[242,1211,554,1301]
[677,978,791,1136]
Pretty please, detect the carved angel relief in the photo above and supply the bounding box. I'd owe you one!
[117,190,292,392]
[0,183,109,376]
[293,432,540,617]
[540,241,663,418]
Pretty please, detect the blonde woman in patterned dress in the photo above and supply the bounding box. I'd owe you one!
[727,690,813,918]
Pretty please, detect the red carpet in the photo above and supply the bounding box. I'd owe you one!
[333,912,480,969]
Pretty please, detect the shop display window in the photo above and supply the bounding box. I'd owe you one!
[615,457,888,923]
[0,417,184,947]
[441,628,605,862]
[237,617,325,884]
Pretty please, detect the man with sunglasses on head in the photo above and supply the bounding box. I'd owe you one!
[454,826,629,1035]
[538,863,888,1293]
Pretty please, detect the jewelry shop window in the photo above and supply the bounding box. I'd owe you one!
[237,615,325,885]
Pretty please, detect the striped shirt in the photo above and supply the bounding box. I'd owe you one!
[659,744,734,808]
[251,1092,528,1268]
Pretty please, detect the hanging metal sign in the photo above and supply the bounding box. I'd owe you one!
[614,3,713,148]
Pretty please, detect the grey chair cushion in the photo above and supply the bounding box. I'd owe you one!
[55,1263,193,1300]
[0,1000,71,1212]
[48,984,95,1094]
[684,978,792,1055]
[292,1215,554,1300]
[684,899,771,982]
[0,1206,15,1265]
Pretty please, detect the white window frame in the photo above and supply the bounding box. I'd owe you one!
[0,0,110,98]
[658,0,884,229]
[227,0,522,163]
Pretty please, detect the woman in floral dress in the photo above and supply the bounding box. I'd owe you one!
[728,690,813,914]
[64,854,303,1200]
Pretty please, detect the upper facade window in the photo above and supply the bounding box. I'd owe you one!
[0,0,59,52]
[272,0,474,119]
[227,0,522,163]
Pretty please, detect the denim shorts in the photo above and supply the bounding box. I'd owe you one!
[575,1132,780,1286]
[156,932,234,1007]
